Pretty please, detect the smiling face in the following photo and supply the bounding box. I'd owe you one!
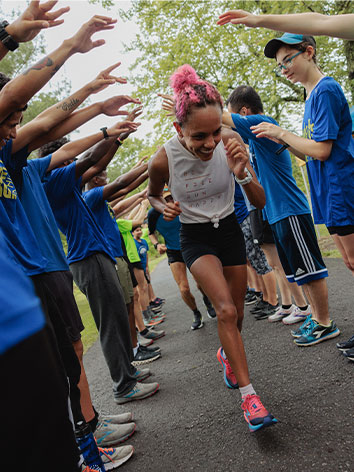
[0,111,23,149]
[175,104,223,161]
[132,226,142,239]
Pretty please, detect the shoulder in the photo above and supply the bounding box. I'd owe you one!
[148,146,169,182]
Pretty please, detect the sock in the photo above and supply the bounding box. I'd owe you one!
[133,346,138,356]
[193,308,201,315]
[298,305,308,311]
[139,328,149,335]
[239,383,256,399]
[282,304,292,310]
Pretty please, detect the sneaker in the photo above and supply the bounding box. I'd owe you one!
[255,303,278,320]
[245,291,257,305]
[268,304,297,323]
[139,344,161,354]
[133,367,151,381]
[250,298,267,314]
[241,394,277,432]
[115,381,159,404]
[137,335,153,347]
[202,295,216,318]
[94,420,136,447]
[99,445,134,470]
[342,347,354,361]
[336,334,354,351]
[283,305,311,325]
[99,412,133,425]
[140,328,165,340]
[294,320,340,347]
[150,304,163,314]
[191,311,203,330]
[216,347,238,389]
[290,314,313,338]
[132,346,161,366]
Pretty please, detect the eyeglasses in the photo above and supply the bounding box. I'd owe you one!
[275,51,302,76]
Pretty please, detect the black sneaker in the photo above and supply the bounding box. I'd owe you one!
[139,344,161,354]
[245,291,257,305]
[343,347,354,361]
[202,295,216,318]
[255,303,279,320]
[336,334,354,351]
[191,311,204,330]
[132,346,161,366]
[250,299,267,314]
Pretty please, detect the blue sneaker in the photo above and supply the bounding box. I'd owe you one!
[291,314,313,338]
[294,320,340,346]
[216,347,239,389]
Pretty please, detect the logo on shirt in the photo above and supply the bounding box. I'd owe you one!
[0,160,17,199]
[106,201,115,220]
[303,119,315,162]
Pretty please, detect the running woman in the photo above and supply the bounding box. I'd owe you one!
[148,64,277,432]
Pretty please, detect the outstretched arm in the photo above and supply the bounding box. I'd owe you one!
[130,199,150,229]
[217,10,354,41]
[102,165,148,200]
[0,15,116,121]
[112,190,145,216]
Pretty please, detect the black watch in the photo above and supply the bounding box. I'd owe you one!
[154,243,159,249]
[100,127,109,140]
[0,21,19,51]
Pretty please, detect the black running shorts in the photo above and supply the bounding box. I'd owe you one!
[166,248,185,265]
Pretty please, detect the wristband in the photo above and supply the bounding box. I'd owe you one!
[115,137,123,147]
[154,243,159,250]
[100,127,109,140]
[0,21,19,51]
[235,167,253,186]
[275,143,289,156]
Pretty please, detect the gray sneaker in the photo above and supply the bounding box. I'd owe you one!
[94,420,136,447]
[115,381,160,404]
[133,367,151,381]
[99,444,134,470]
[99,412,133,424]
[132,346,161,366]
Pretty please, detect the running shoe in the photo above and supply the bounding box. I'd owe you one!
[282,305,311,325]
[202,295,216,318]
[133,367,151,381]
[191,311,203,330]
[137,335,153,347]
[250,299,267,314]
[241,394,277,432]
[290,314,313,338]
[255,302,278,320]
[216,347,238,389]
[98,445,134,470]
[140,328,165,341]
[99,412,133,425]
[114,381,159,404]
[139,344,161,354]
[150,298,165,308]
[336,334,354,352]
[342,347,354,361]
[132,346,161,366]
[294,320,340,346]
[268,304,297,323]
[94,420,136,447]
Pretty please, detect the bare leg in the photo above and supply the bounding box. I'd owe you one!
[147,281,156,302]
[133,287,146,331]
[190,255,250,387]
[262,271,277,306]
[73,339,95,423]
[247,262,257,291]
[331,233,354,276]
[133,268,150,311]
[303,279,330,325]
[169,262,198,310]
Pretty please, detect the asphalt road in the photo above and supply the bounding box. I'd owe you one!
[84,258,354,472]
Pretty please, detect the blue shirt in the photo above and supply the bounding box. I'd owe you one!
[0,140,47,276]
[303,77,354,226]
[148,208,181,250]
[231,113,310,224]
[44,163,115,264]
[83,186,123,258]
[134,238,149,270]
[233,180,249,224]
[20,155,69,272]
[0,230,45,355]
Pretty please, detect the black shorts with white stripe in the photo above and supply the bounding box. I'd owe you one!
[271,214,328,286]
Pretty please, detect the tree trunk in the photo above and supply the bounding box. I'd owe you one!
[344,40,354,102]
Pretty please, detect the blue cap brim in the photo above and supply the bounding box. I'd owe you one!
[264,33,315,58]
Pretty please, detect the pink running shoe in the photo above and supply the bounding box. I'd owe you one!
[216,347,238,389]
[241,394,277,432]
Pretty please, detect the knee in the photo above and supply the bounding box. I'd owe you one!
[217,303,237,324]
[179,284,191,298]
[345,257,354,272]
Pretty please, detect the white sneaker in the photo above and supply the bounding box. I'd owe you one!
[99,412,133,424]
[268,304,297,322]
[282,305,312,325]
[99,445,134,470]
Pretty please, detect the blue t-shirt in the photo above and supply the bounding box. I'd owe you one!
[83,186,123,258]
[44,163,115,264]
[0,230,45,355]
[233,180,249,224]
[134,238,149,270]
[148,208,181,250]
[0,140,47,276]
[19,155,69,272]
[303,77,354,226]
[231,113,310,224]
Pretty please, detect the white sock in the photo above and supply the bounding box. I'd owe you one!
[239,383,256,399]
[133,345,138,356]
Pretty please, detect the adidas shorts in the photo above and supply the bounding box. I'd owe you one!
[271,214,328,286]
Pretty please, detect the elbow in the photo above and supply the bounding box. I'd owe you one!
[317,152,330,162]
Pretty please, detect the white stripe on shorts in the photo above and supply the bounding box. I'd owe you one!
[288,215,316,274]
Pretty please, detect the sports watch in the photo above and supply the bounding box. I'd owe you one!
[235,167,253,186]
[0,20,19,51]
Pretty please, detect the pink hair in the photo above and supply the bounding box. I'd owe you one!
[170,64,223,123]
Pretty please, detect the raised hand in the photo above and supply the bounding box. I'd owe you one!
[101,95,141,117]
[158,93,175,117]
[126,105,143,122]
[68,15,117,54]
[163,201,181,221]
[217,10,258,27]
[251,122,284,144]
[88,62,127,94]
[106,120,140,138]
[132,155,149,169]
[6,1,70,43]
[225,138,249,179]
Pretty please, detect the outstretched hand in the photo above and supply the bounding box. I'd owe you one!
[107,120,140,138]
[68,15,117,54]
[163,200,181,221]
[225,138,249,179]
[158,93,175,117]
[250,122,284,144]
[88,62,127,94]
[126,105,143,122]
[217,10,258,27]
[6,1,70,43]
[132,154,149,169]
[101,95,141,117]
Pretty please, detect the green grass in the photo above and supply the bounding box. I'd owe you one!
[76,253,167,353]
[316,224,342,258]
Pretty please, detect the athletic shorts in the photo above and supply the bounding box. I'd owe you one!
[180,212,246,270]
[249,209,274,245]
[166,248,185,265]
[240,215,272,276]
[115,257,134,304]
[131,261,144,271]
[327,225,354,236]
[271,214,328,286]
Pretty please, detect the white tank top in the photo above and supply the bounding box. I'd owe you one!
[165,135,235,226]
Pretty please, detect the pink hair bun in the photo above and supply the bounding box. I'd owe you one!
[170,64,201,94]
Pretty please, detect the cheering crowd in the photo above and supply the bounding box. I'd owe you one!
[1,2,353,471]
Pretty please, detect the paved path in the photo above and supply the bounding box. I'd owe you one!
[84,258,353,472]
